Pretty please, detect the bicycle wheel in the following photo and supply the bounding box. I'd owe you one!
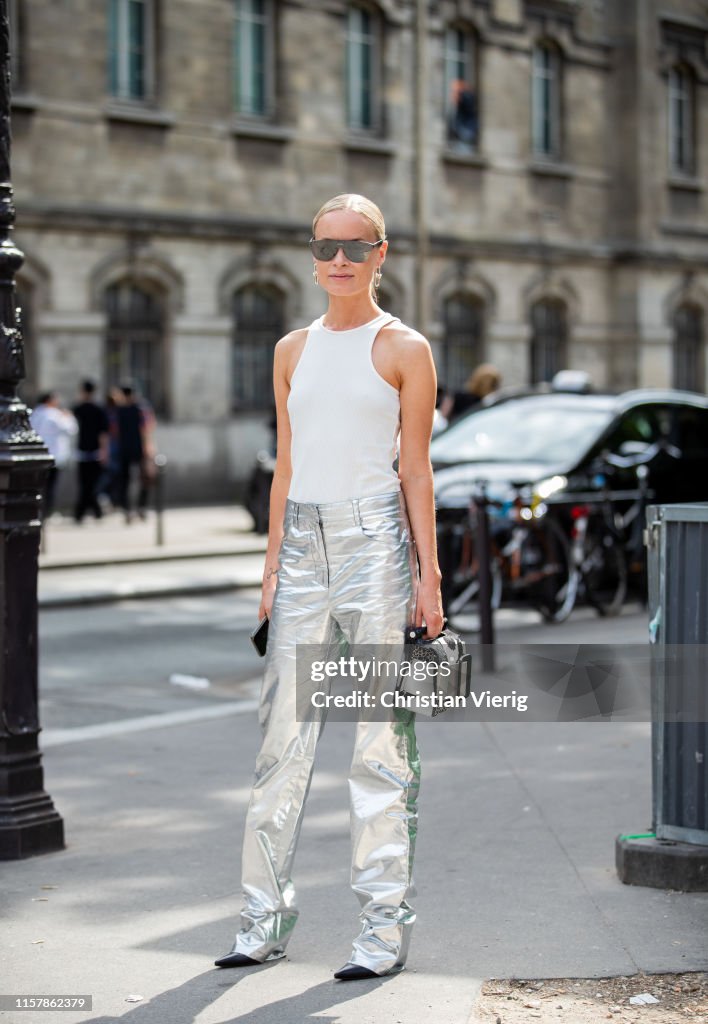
[521,516,576,624]
[582,523,627,617]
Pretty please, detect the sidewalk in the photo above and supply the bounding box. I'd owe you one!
[38,506,267,608]
[39,505,267,569]
[3,680,707,1024]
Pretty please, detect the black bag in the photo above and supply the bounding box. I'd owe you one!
[396,622,472,717]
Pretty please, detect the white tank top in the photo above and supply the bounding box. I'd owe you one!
[286,311,402,503]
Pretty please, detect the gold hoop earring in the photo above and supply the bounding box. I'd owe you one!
[374,268,382,289]
[313,265,319,285]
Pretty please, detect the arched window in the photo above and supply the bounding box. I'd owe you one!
[673,303,704,391]
[233,0,274,118]
[530,298,568,383]
[442,293,485,391]
[232,284,285,410]
[531,41,561,158]
[346,4,381,132]
[668,65,695,176]
[444,26,477,150]
[105,281,166,413]
[108,0,155,101]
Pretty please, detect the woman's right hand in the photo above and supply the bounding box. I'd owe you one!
[258,576,278,620]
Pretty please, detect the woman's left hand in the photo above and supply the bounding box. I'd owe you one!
[414,575,445,640]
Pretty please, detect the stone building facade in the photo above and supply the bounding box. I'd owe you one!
[9,0,708,501]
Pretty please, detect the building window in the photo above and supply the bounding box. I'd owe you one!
[530,298,567,383]
[233,0,273,118]
[531,41,561,159]
[232,284,285,410]
[346,4,380,132]
[108,0,154,102]
[444,27,477,150]
[442,294,485,391]
[673,303,704,391]
[106,282,166,414]
[668,65,695,176]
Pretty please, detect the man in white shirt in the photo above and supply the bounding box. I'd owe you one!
[29,392,78,519]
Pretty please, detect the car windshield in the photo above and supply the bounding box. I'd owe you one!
[430,397,615,465]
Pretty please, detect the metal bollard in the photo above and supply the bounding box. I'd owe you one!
[473,484,495,672]
[154,453,167,547]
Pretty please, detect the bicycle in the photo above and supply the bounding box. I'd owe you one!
[563,439,680,616]
[438,481,575,626]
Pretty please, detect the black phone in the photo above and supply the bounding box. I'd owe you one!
[250,615,269,657]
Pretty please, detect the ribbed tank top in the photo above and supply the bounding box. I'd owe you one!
[286,311,401,503]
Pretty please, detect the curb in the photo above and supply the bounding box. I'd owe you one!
[39,546,268,572]
[39,577,261,609]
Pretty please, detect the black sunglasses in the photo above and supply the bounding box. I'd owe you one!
[309,237,385,263]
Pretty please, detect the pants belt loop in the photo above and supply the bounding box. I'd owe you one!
[352,497,361,528]
[294,502,300,527]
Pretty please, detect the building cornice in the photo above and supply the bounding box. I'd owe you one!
[15,202,708,271]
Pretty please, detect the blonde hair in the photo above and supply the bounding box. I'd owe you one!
[312,193,386,241]
[465,364,502,398]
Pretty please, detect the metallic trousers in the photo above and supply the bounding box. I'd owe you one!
[229,489,421,974]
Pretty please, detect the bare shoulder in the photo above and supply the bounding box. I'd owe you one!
[275,327,309,383]
[275,327,309,355]
[379,321,430,351]
[378,321,434,386]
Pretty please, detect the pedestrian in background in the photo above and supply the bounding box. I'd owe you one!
[449,363,502,422]
[29,391,78,519]
[432,385,455,435]
[72,379,109,523]
[116,383,155,523]
[96,386,125,510]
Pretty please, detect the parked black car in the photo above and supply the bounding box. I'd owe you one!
[431,386,708,612]
[432,387,708,507]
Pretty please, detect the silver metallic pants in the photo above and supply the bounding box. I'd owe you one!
[230,489,420,974]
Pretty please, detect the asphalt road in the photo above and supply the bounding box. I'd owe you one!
[11,595,704,1024]
[39,593,649,735]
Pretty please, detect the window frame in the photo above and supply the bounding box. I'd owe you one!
[231,283,285,412]
[105,280,167,416]
[673,303,705,392]
[531,40,562,160]
[529,297,568,384]
[345,2,382,135]
[233,0,276,120]
[443,24,478,151]
[668,64,696,178]
[441,292,485,391]
[108,0,156,104]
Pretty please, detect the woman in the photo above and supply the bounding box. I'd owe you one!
[215,193,443,980]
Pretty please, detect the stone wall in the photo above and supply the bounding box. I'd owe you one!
[9,0,708,503]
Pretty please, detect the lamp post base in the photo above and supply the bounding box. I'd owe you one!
[0,733,65,859]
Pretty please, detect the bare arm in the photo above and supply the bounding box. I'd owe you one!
[258,331,300,620]
[397,330,444,639]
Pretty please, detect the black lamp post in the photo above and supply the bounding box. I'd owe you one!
[0,0,64,858]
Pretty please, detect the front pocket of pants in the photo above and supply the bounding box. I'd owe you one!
[358,513,404,544]
[279,520,315,565]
